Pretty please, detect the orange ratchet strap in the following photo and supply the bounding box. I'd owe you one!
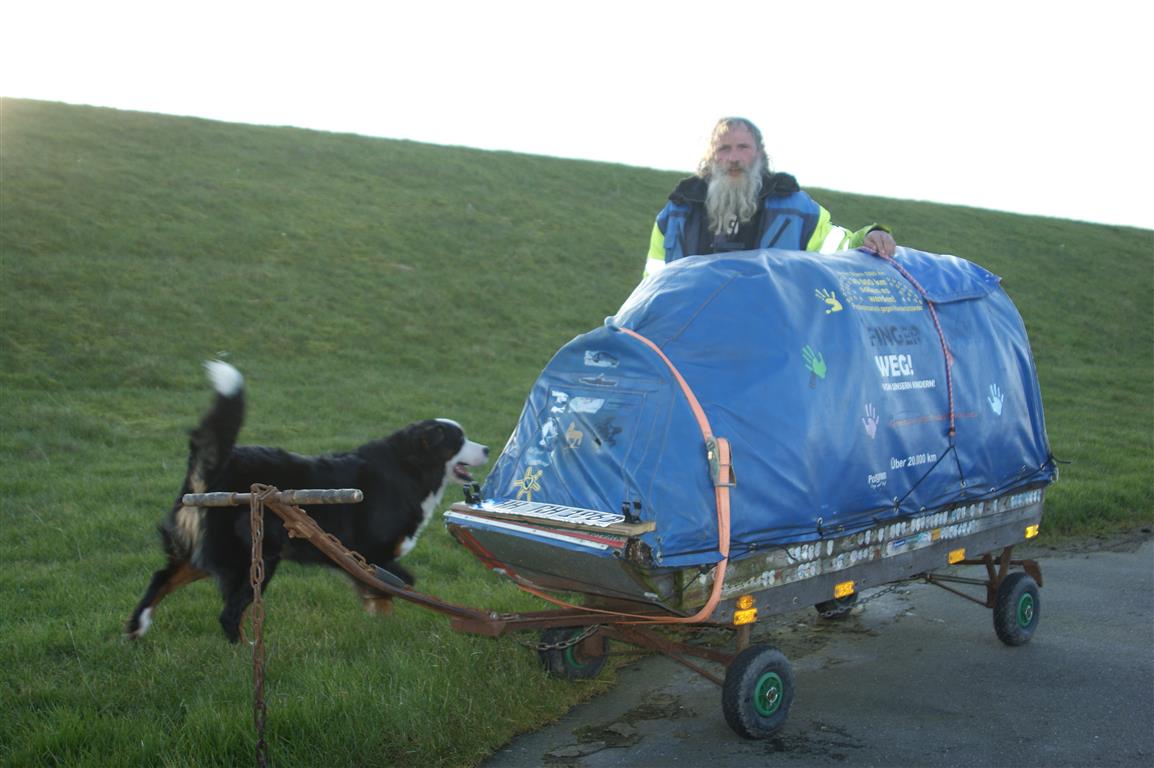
[510,326,733,625]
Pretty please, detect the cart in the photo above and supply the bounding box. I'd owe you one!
[214,246,1056,741]
[440,246,1055,737]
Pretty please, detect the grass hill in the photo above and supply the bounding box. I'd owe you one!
[1,97,1150,766]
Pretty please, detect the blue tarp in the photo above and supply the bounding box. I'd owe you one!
[482,248,1054,569]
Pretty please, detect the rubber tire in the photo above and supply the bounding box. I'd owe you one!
[815,592,859,620]
[993,571,1040,646]
[722,645,795,739]
[538,627,608,680]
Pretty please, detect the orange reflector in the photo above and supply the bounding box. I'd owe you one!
[834,580,855,599]
[733,608,758,626]
[736,594,755,610]
[948,548,966,564]
[1025,524,1040,539]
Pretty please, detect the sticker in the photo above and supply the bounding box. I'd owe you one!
[512,468,543,501]
[485,498,626,528]
[538,420,559,449]
[836,270,923,313]
[594,416,622,447]
[802,345,827,386]
[584,351,619,368]
[814,288,843,314]
[987,384,1004,415]
[570,397,605,414]
[564,422,584,448]
[862,403,879,439]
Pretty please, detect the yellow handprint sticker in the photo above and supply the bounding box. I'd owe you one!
[814,288,843,314]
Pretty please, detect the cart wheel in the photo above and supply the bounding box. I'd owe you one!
[815,592,859,620]
[722,644,795,739]
[993,571,1040,646]
[538,627,608,680]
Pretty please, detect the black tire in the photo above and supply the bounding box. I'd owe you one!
[721,645,795,739]
[815,592,859,620]
[537,627,608,680]
[993,571,1040,646]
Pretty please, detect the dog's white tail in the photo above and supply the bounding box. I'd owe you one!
[204,360,243,397]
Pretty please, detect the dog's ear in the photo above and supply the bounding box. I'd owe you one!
[417,422,446,450]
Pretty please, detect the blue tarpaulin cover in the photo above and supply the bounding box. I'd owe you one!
[481,248,1054,569]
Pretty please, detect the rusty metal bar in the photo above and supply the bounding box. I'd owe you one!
[662,651,724,686]
[604,624,736,667]
[925,574,990,587]
[448,596,682,635]
[924,544,1043,610]
[923,573,993,608]
[601,625,736,686]
[956,556,1042,588]
[453,610,628,637]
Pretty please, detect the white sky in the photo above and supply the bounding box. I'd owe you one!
[3,0,1151,230]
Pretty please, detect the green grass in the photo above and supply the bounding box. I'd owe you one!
[1,97,1151,766]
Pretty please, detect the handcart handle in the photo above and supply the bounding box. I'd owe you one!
[183,489,364,506]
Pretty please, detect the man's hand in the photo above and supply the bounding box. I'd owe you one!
[863,229,897,258]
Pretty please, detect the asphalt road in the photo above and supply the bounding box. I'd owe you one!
[484,533,1153,768]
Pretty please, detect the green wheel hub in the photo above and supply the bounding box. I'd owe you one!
[753,671,784,717]
[1017,593,1036,627]
[563,644,582,669]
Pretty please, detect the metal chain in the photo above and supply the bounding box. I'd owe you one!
[249,489,270,768]
[514,623,603,652]
[819,582,907,619]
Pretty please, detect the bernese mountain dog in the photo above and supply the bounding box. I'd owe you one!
[126,361,488,642]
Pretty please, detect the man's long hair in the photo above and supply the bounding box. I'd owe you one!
[696,117,771,179]
[700,117,770,235]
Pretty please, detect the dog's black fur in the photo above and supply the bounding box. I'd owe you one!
[126,361,488,642]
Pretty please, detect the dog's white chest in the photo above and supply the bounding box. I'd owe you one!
[399,489,444,558]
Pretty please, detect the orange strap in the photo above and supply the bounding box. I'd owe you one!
[509,327,733,625]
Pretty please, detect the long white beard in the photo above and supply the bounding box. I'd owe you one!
[705,157,764,236]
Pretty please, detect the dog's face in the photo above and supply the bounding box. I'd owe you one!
[406,419,489,485]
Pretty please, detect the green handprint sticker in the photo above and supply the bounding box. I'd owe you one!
[802,345,827,380]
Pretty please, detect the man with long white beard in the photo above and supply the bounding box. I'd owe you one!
[643,117,896,278]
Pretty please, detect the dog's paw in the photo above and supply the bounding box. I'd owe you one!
[362,596,395,617]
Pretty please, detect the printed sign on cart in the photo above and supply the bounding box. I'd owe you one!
[483,499,625,528]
